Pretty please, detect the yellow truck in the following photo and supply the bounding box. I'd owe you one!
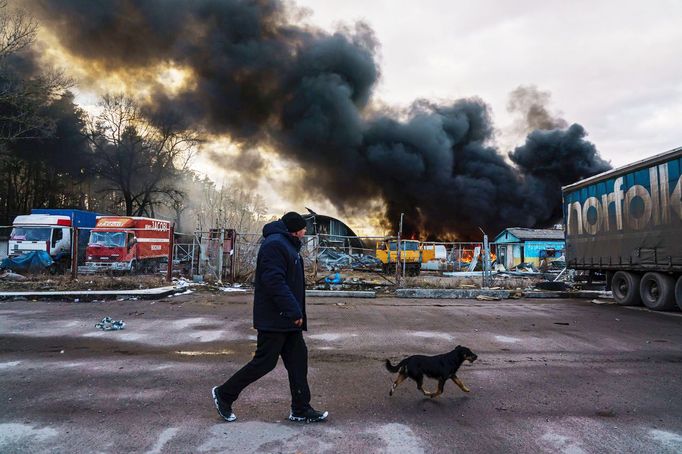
[376,239,423,276]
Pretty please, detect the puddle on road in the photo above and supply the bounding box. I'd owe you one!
[0,423,58,449]
[411,331,453,341]
[309,333,358,342]
[541,430,587,454]
[172,317,209,329]
[649,429,682,449]
[0,361,21,369]
[199,422,295,453]
[176,349,234,356]
[189,330,225,342]
[199,421,424,453]
[147,427,179,454]
[495,335,521,344]
[371,423,424,453]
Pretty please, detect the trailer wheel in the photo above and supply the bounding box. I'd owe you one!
[640,272,676,311]
[675,276,682,311]
[611,271,642,306]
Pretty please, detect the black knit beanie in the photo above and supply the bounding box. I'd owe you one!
[281,212,307,232]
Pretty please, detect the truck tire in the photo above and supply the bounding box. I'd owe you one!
[640,272,676,311]
[611,271,642,306]
[675,276,682,311]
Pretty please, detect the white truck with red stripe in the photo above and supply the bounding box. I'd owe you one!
[9,209,102,270]
[85,217,170,273]
[10,214,72,259]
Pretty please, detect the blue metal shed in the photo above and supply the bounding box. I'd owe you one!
[494,227,565,269]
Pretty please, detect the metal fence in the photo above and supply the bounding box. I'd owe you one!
[0,224,175,281]
[1,221,504,287]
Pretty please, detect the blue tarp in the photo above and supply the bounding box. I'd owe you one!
[1,251,54,273]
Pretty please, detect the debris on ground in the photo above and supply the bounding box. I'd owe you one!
[317,249,382,271]
[167,289,194,297]
[324,273,343,285]
[0,270,27,281]
[535,281,569,291]
[95,316,126,330]
[219,284,247,293]
[0,251,54,274]
[476,294,501,301]
[590,299,614,305]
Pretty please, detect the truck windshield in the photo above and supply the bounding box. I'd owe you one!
[89,231,126,247]
[388,241,419,251]
[10,227,52,241]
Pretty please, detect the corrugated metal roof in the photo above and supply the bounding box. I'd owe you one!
[503,227,565,241]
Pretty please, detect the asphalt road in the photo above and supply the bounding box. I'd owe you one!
[1,293,681,453]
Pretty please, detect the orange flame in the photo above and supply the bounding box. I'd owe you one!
[459,249,496,263]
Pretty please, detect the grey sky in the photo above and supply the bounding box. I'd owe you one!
[296,0,682,166]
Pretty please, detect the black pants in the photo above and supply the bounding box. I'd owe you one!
[216,330,311,413]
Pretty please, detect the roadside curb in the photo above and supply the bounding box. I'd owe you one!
[396,288,511,299]
[306,290,376,298]
[394,288,613,300]
[524,290,613,299]
[0,285,180,301]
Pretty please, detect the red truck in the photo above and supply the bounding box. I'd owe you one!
[85,217,170,273]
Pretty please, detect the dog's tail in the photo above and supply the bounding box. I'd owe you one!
[385,359,404,373]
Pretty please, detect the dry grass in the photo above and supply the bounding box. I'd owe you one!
[0,274,169,291]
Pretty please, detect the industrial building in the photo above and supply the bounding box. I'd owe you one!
[302,209,365,250]
[494,227,565,269]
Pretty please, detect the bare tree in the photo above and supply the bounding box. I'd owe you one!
[86,93,199,216]
[0,1,71,144]
[186,176,268,233]
[0,1,36,59]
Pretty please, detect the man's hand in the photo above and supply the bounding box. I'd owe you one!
[294,318,303,327]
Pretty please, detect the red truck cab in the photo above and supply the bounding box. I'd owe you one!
[85,217,170,273]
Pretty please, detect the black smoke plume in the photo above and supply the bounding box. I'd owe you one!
[29,0,611,238]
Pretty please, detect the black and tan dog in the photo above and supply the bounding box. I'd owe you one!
[385,346,478,398]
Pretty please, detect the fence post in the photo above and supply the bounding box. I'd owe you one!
[229,230,235,283]
[166,223,175,283]
[313,234,319,282]
[395,213,404,285]
[217,228,225,283]
[71,227,78,280]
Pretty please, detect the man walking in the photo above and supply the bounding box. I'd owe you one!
[211,212,328,423]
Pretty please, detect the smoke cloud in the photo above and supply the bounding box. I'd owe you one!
[507,85,568,133]
[29,0,611,238]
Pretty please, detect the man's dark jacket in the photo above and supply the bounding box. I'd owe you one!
[253,220,307,332]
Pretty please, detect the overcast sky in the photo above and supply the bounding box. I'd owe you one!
[295,0,682,166]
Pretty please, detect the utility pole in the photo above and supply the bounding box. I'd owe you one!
[395,212,404,285]
[479,227,491,288]
[166,223,175,283]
